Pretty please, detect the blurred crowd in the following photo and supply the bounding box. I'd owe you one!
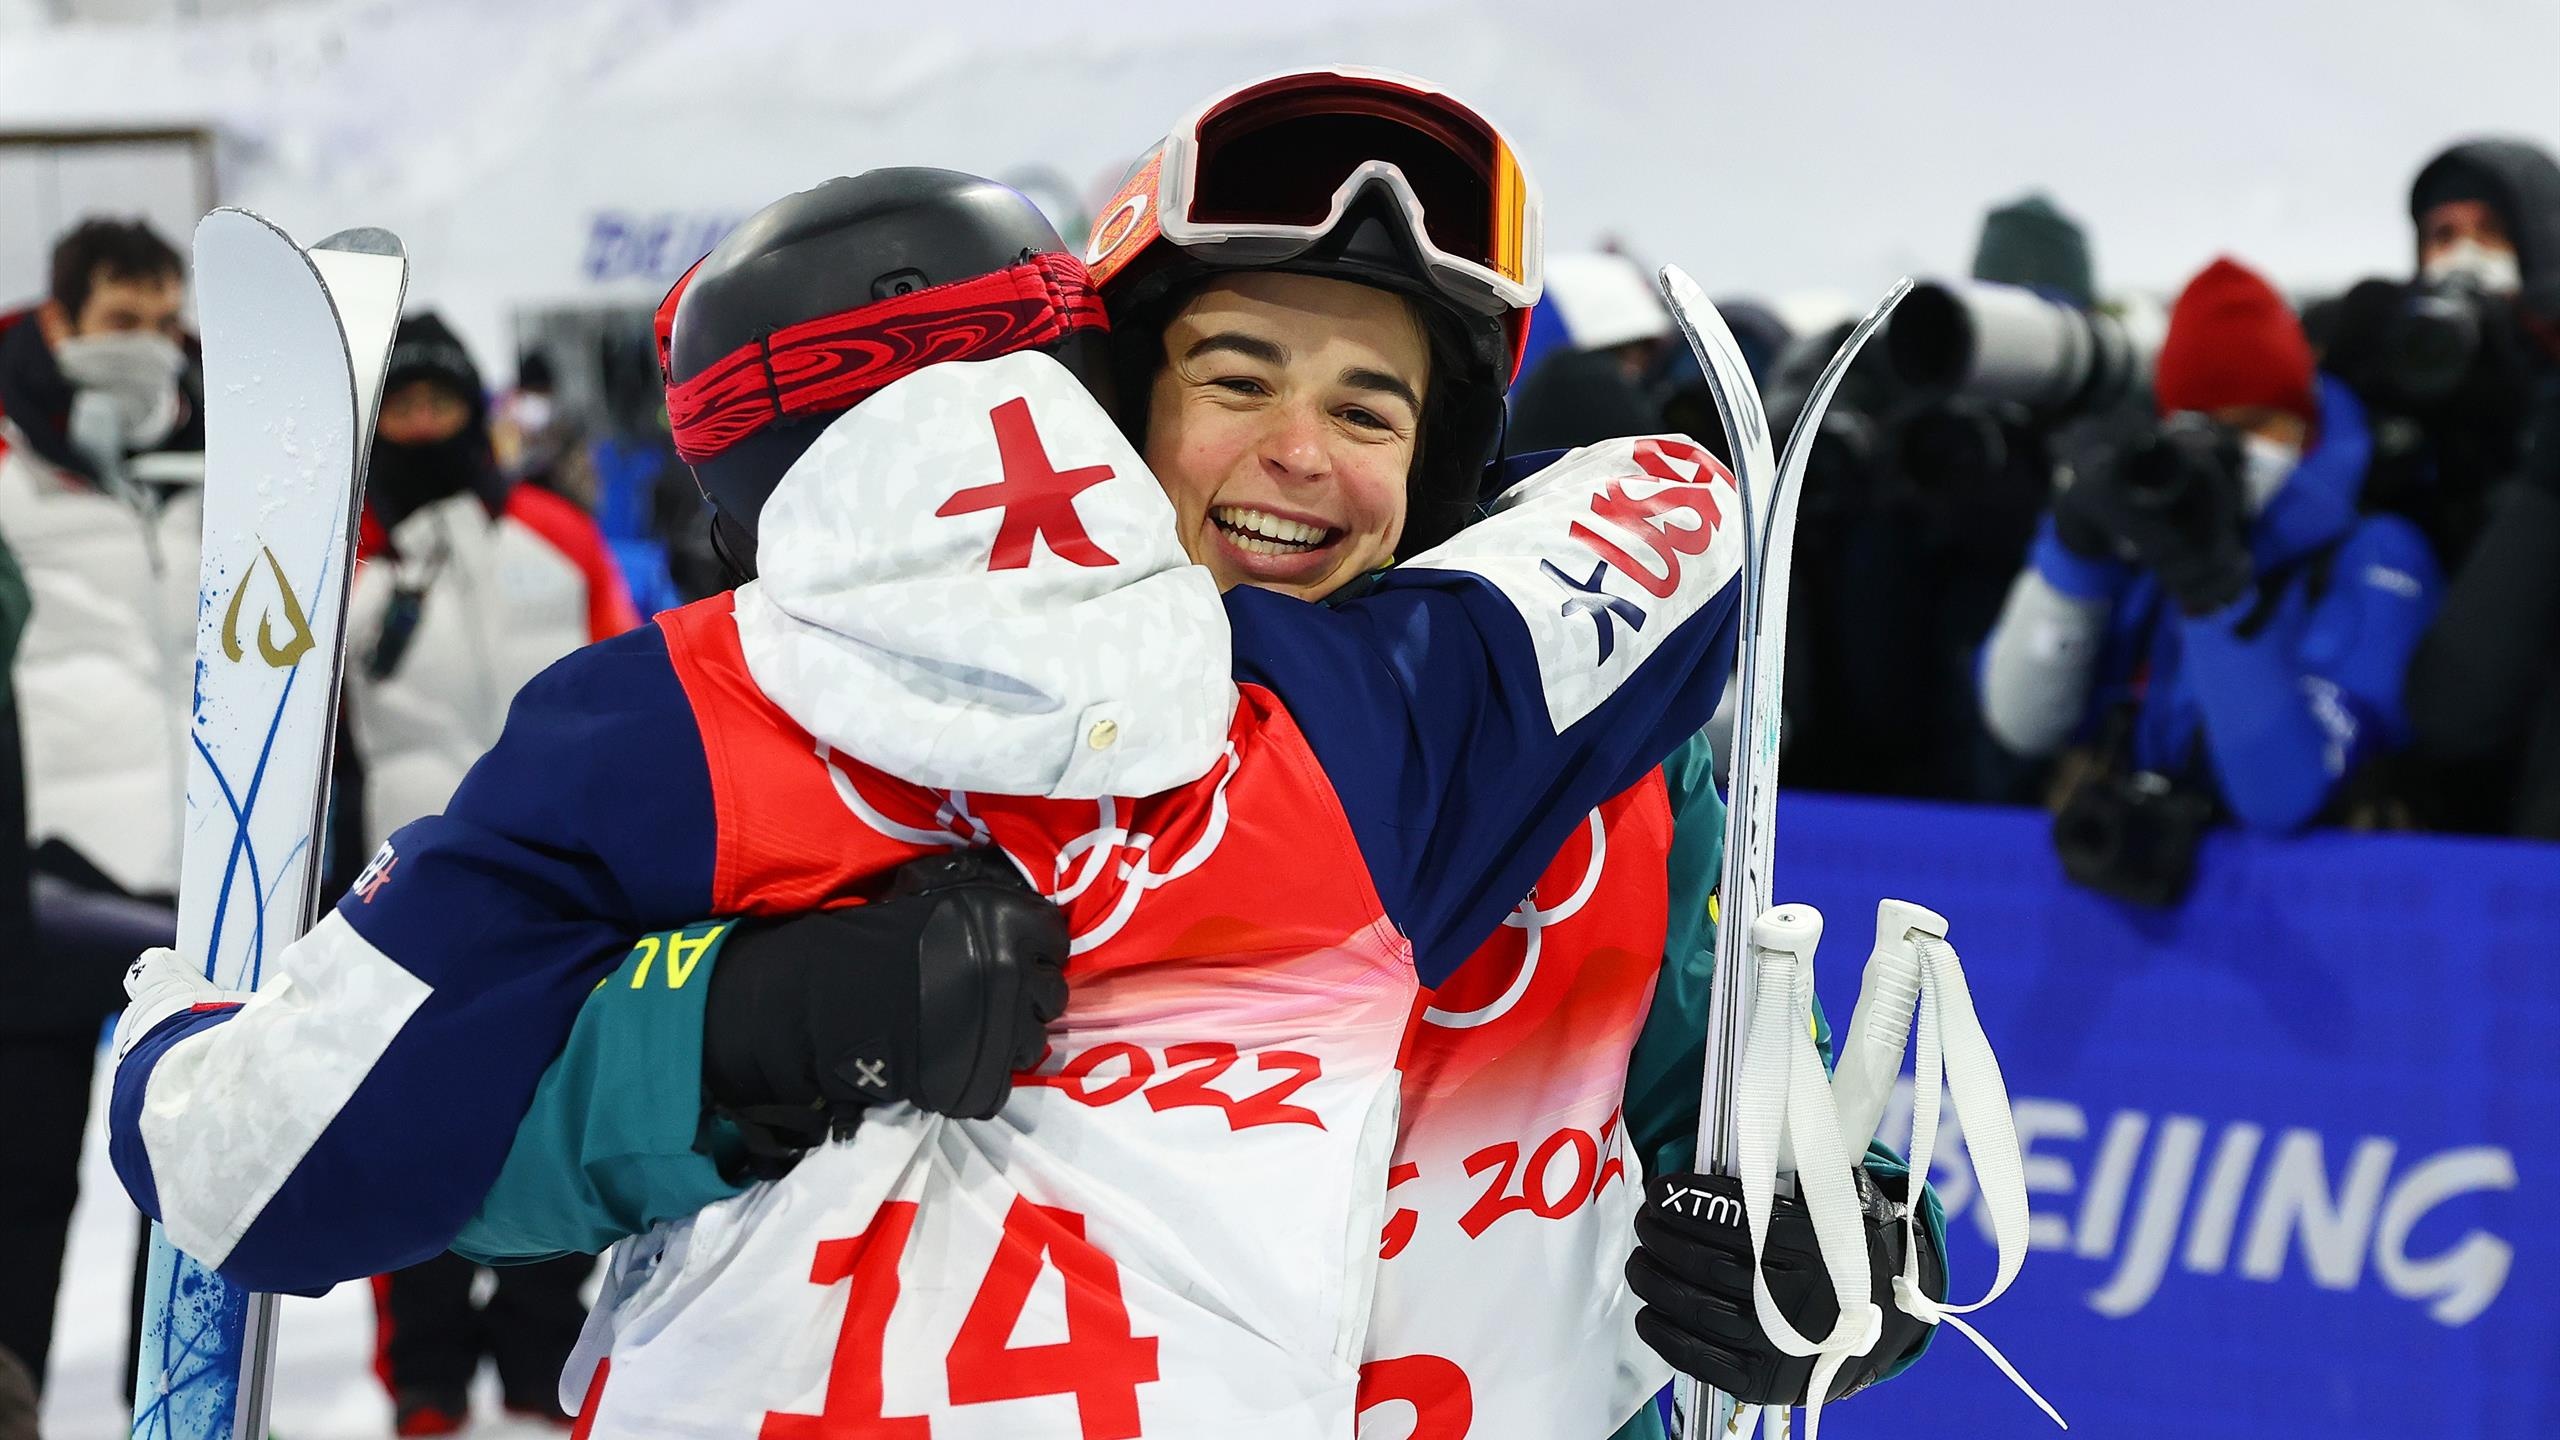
[0,130,2557,1435]
[0,226,637,1434]
[1514,137,2560,904]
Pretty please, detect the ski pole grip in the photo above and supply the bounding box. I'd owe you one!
[1828,899,1948,1152]
[1750,903,1824,964]
[1748,904,1825,1176]
[1867,900,1944,1046]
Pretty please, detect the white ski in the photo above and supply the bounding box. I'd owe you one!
[130,211,405,1440]
[1657,269,1910,1440]
[1655,270,2054,1437]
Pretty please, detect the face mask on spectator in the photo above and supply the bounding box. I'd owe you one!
[368,430,492,531]
[2239,430,2300,514]
[2422,238,2522,296]
[53,330,186,451]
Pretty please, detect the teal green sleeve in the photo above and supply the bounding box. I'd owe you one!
[452,921,753,1265]
[1615,730,1945,1386]
[1622,728,1727,1179]
[1607,1398,1671,1440]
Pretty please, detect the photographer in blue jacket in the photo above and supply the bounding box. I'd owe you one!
[1978,257,2441,904]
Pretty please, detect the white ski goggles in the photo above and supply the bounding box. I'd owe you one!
[1087,67,1544,321]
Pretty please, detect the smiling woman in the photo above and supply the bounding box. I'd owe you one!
[1144,270,1431,596]
[1085,68,1536,579]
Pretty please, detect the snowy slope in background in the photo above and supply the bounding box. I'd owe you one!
[5,0,2557,363]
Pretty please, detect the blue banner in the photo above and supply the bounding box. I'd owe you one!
[1781,794,2556,1437]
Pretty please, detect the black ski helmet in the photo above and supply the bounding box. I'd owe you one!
[657,167,1113,573]
[1085,68,1543,558]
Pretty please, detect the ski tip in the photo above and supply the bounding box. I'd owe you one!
[1656,263,1703,308]
[194,207,294,251]
[312,226,406,260]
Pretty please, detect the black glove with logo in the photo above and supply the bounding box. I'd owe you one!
[1627,1167,1946,1406]
[2057,414,2254,616]
[702,849,1068,1166]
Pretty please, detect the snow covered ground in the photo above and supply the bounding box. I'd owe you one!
[41,1048,580,1440]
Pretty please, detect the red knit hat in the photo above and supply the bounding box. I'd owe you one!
[2152,256,2317,423]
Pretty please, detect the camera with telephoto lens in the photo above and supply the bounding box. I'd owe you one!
[1885,279,2153,419]
[1760,321,1907,523]
[2393,280,2496,403]
[1892,401,2016,494]
[2052,765,2215,907]
[2316,275,2529,413]
[2111,410,2242,516]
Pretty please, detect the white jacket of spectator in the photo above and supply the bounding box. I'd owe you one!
[0,428,200,897]
[345,482,635,849]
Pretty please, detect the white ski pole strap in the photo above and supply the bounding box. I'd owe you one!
[1736,907,1877,1440]
[1891,931,2066,1429]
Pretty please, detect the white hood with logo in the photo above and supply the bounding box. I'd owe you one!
[732,350,1235,800]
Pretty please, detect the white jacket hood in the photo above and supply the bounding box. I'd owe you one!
[733,350,1235,799]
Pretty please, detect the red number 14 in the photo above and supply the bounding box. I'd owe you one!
[763,1198,1161,1440]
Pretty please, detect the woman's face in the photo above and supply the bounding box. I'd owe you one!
[1142,272,1431,600]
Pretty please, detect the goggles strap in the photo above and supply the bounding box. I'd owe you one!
[666,251,1108,465]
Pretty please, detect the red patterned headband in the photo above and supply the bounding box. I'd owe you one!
[663,250,1110,465]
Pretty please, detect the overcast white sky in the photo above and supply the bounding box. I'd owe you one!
[5,0,2557,354]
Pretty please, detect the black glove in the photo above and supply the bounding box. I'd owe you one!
[702,849,1069,1154]
[2046,462,2121,562]
[2060,414,2253,615]
[1627,1167,1945,1407]
[2313,278,2419,408]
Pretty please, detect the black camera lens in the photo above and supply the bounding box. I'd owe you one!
[1883,280,2148,418]
[1897,405,2009,491]
[1886,283,1975,393]
[2392,287,2486,404]
[2115,414,2236,511]
[2119,438,2187,504]
[1793,410,1881,522]
[2054,769,2215,907]
[2054,786,2127,874]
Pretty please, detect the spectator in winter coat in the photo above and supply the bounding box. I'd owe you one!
[348,313,640,854]
[1770,193,2107,808]
[0,218,196,903]
[0,218,194,1403]
[2389,140,2560,839]
[2319,139,2560,583]
[1979,258,2442,857]
[350,313,639,1436]
[2405,383,2560,838]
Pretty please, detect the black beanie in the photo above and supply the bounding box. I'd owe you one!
[384,312,486,420]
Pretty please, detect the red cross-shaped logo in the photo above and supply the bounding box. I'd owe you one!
[934,396,1120,571]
